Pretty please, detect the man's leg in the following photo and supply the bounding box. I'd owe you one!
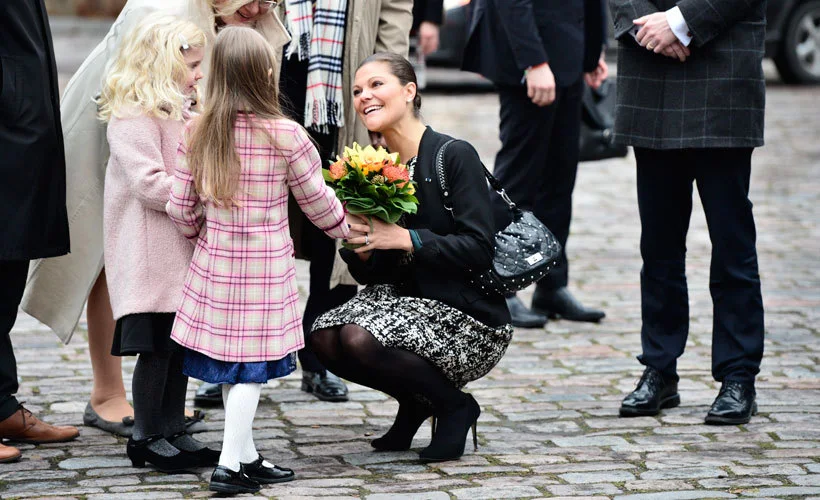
[529,80,605,322]
[0,260,27,422]
[694,148,764,384]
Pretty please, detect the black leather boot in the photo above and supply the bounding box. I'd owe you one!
[505,294,547,328]
[531,287,605,322]
[419,394,480,462]
[209,464,261,494]
[371,399,434,451]
[620,367,680,417]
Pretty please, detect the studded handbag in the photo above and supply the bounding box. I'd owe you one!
[435,140,562,296]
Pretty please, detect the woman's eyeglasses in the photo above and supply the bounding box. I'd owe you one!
[256,0,279,8]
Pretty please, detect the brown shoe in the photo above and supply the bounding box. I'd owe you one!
[0,406,80,444]
[0,442,21,463]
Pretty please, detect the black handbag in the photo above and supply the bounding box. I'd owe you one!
[579,79,628,162]
[435,140,562,296]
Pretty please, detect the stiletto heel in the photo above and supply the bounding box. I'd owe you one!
[419,394,481,462]
[431,416,437,436]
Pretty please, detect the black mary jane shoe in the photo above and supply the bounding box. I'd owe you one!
[505,295,548,328]
[372,399,434,451]
[419,394,480,463]
[167,430,220,466]
[619,367,680,417]
[301,370,349,402]
[705,380,758,425]
[531,287,605,323]
[242,455,295,484]
[210,464,261,494]
[126,435,200,473]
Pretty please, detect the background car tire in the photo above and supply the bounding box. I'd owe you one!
[774,0,820,84]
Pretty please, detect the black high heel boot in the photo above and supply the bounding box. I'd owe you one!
[126,435,200,472]
[419,394,480,462]
[371,399,434,451]
[166,430,220,466]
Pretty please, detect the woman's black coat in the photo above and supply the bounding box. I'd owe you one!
[342,127,511,327]
[0,1,69,260]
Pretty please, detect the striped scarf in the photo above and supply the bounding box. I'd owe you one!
[284,0,348,132]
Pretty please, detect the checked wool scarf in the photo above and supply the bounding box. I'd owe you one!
[284,0,348,133]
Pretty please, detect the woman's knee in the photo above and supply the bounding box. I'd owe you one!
[338,324,381,359]
[309,328,339,355]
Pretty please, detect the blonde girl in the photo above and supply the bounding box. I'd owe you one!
[99,14,219,473]
[167,27,349,495]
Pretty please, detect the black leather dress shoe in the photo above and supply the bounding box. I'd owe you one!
[242,455,295,484]
[705,381,757,425]
[301,370,349,402]
[505,295,548,328]
[620,367,680,417]
[209,464,260,494]
[531,287,605,322]
[194,382,222,407]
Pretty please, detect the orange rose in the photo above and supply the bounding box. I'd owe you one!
[329,158,348,180]
[382,164,410,186]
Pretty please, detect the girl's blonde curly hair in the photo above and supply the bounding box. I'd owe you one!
[97,13,206,122]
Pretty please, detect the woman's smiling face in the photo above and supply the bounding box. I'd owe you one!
[353,61,416,132]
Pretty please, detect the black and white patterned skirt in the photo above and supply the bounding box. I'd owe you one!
[311,284,514,388]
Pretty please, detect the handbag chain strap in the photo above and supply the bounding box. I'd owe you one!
[434,140,518,222]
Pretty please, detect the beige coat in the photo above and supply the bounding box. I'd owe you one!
[22,0,290,343]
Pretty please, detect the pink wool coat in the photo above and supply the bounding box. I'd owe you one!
[103,111,193,320]
[167,116,349,362]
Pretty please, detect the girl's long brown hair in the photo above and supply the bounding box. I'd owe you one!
[186,26,285,205]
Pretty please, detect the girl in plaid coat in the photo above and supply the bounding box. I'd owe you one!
[167,27,349,495]
[99,15,220,472]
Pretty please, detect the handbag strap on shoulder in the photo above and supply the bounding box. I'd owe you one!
[434,139,517,220]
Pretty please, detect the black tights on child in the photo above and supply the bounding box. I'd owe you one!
[132,350,204,455]
[310,324,464,410]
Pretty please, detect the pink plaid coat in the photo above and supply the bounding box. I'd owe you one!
[167,115,349,362]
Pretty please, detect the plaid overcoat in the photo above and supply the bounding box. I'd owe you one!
[610,0,766,149]
[168,117,349,362]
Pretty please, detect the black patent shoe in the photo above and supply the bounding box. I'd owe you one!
[705,381,757,425]
[209,464,260,494]
[126,435,200,473]
[505,295,548,328]
[372,399,434,451]
[194,382,223,407]
[531,287,605,323]
[167,430,220,466]
[419,394,480,462]
[242,455,295,484]
[619,367,680,417]
[301,370,349,402]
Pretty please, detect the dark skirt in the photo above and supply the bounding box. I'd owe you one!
[111,312,177,356]
[311,284,514,388]
[182,348,297,385]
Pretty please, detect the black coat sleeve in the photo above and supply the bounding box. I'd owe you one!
[340,248,408,285]
[495,0,549,70]
[413,0,444,28]
[413,141,495,275]
[609,0,659,39]
[583,0,606,72]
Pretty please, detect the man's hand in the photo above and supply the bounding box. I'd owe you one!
[661,41,691,62]
[634,12,679,54]
[584,55,609,89]
[418,21,440,55]
[526,63,556,107]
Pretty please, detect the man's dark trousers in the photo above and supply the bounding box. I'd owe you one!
[492,79,584,291]
[0,261,28,421]
[634,147,764,385]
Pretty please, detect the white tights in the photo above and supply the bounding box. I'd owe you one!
[219,383,262,471]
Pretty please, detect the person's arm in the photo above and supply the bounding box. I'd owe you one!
[375,0,414,56]
[609,0,659,40]
[494,0,548,72]
[286,126,349,240]
[413,141,495,275]
[107,116,172,212]
[166,134,203,241]
[675,0,765,47]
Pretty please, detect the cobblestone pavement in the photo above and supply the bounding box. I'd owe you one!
[2,19,819,500]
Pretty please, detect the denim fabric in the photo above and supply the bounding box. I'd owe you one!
[183,349,296,384]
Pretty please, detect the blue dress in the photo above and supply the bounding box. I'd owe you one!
[183,348,296,384]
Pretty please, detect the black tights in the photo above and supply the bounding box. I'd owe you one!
[310,324,464,411]
[132,349,187,441]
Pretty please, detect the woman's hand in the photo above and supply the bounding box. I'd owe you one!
[347,216,413,255]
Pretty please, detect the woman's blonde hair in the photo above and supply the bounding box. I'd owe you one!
[97,14,206,122]
[186,26,285,206]
[187,0,284,61]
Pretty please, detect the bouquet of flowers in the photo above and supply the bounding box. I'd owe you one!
[322,142,418,224]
